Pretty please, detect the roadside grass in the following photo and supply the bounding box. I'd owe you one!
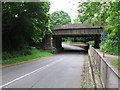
[112,59,120,70]
[2,49,53,65]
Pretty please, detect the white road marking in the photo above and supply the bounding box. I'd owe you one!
[0,58,64,88]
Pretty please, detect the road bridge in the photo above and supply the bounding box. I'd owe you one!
[44,24,103,52]
[51,24,102,36]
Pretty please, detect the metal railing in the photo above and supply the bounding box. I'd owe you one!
[88,45,120,88]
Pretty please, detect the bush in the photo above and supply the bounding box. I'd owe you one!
[62,38,74,42]
[50,47,56,54]
[2,48,53,65]
[2,48,32,60]
[100,39,119,55]
[87,41,94,45]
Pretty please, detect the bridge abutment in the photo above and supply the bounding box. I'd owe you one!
[94,35,101,48]
[53,36,63,52]
[42,35,52,51]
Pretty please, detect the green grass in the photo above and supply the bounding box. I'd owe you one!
[2,49,53,65]
[112,59,120,70]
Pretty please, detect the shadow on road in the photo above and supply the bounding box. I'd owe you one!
[64,49,87,54]
[55,43,88,55]
[58,48,88,55]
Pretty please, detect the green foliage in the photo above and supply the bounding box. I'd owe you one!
[112,60,120,70]
[73,17,81,24]
[78,2,109,25]
[62,37,94,43]
[2,49,32,60]
[100,39,119,55]
[50,11,71,25]
[2,46,47,60]
[78,2,120,55]
[49,47,56,54]
[2,48,53,65]
[62,38,74,42]
[87,41,94,45]
[2,2,51,51]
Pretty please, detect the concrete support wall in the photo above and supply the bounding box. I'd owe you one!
[42,35,52,51]
[42,35,63,53]
[53,36,63,52]
[94,35,101,48]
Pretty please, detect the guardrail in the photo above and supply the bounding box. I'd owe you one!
[88,45,120,88]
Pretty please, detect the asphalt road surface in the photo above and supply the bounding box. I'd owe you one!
[1,43,87,88]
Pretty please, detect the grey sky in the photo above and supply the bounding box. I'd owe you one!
[49,0,80,22]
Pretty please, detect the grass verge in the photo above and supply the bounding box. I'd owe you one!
[112,59,120,70]
[2,49,53,65]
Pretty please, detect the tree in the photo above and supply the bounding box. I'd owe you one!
[73,17,81,24]
[77,2,120,55]
[2,2,51,51]
[50,11,71,25]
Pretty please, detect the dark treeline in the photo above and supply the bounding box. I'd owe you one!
[2,2,51,59]
[2,2,51,51]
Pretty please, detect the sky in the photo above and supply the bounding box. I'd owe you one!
[49,0,80,22]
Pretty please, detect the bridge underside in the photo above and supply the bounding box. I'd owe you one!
[52,35,101,52]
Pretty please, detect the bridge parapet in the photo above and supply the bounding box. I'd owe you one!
[51,24,102,30]
[51,24,103,36]
[52,28,103,36]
